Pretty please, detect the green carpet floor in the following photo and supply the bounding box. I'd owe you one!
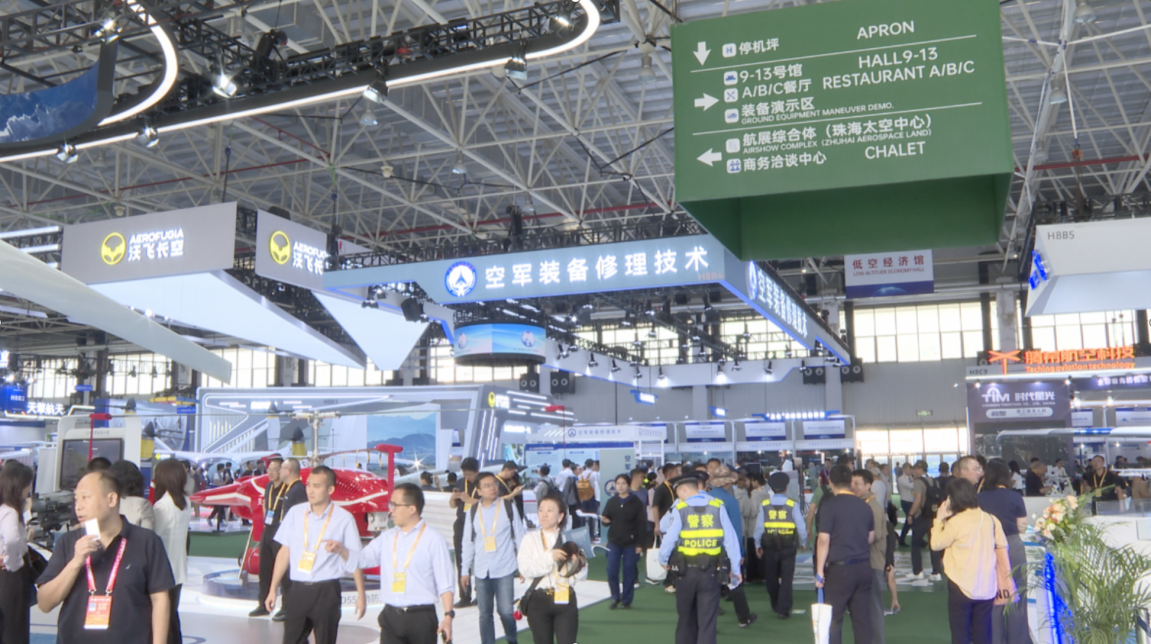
[188,533,951,644]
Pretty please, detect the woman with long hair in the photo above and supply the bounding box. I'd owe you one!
[517,494,587,644]
[152,458,193,644]
[931,478,1011,644]
[0,461,35,644]
[109,460,155,530]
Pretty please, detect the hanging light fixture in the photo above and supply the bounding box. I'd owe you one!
[638,54,657,84]
[360,107,379,127]
[451,152,468,175]
[1073,0,1097,24]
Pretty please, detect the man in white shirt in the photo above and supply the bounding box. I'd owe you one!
[267,466,365,644]
[896,464,915,547]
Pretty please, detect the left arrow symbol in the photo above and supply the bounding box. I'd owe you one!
[697,149,723,166]
[694,94,719,111]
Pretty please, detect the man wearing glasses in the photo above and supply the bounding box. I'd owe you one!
[355,483,456,644]
[461,472,527,644]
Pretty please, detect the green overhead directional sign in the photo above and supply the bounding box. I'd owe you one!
[671,0,1012,260]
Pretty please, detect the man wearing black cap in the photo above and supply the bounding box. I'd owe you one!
[815,464,875,644]
[658,472,742,644]
[755,471,807,619]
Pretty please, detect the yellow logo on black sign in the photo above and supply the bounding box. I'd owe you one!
[101,232,126,265]
[269,231,291,265]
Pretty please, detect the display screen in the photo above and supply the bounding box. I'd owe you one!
[59,439,123,491]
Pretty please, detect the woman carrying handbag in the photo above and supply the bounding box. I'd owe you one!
[930,478,1016,644]
[516,494,587,644]
[0,462,35,644]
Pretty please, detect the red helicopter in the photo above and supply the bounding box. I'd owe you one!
[189,443,402,576]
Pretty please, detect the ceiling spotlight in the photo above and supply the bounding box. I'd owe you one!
[588,355,599,368]
[381,163,394,178]
[95,10,124,43]
[212,71,238,98]
[56,143,78,164]
[361,298,379,309]
[764,360,773,376]
[658,367,666,383]
[621,312,633,327]
[638,55,657,84]
[451,152,467,175]
[634,367,643,380]
[703,294,713,312]
[610,360,621,373]
[1073,0,1097,24]
[742,323,751,340]
[718,356,727,367]
[136,126,159,148]
[505,42,528,81]
[362,77,389,104]
[648,324,658,339]
[629,357,639,368]
[733,358,742,371]
[1047,85,1067,105]
[632,333,643,348]
[644,299,656,316]
[360,107,379,127]
[128,366,137,378]
[568,344,579,354]
[549,3,574,33]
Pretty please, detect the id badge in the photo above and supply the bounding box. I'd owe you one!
[85,595,112,630]
[264,511,274,525]
[554,583,570,605]
[298,551,317,572]
[392,572,406,594]
[484,536,497,552]
[463,503,472,512]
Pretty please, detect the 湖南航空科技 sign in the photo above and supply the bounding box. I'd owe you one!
[671,0,1012,259]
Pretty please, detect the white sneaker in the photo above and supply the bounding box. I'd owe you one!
[902,572,926,581]
[664,585,677,594]
[928,573,943,582]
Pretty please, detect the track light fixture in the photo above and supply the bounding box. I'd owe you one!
[212,69,238,98]
[549,2,575,33]
[95,9,125,43]
[588,355,599,368]
[629,357,639,368]
[632,332,643,348]
[742,323,751,341]
[1047,83,1067,105]
[764,360,773,376]
[644,299,655,316]
[733,358,742,371]
[362,76,389,103]
[658,367,666,383]
[621,312,633,327]
[56,143,78,164]
[610,360,621,373]
[634,367,643,380]
[648,324,658,339]
[136,125,159,148]
[505,42,528,81]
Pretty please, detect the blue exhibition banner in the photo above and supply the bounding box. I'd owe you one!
[0,385,27,413]
[75,384,94,392]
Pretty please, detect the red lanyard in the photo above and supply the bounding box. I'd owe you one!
[86,539,128,596]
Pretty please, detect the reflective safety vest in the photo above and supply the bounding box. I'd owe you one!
[674,499,726,558]
[761,498,798,550]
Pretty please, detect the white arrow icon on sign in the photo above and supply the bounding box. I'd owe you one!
[697,149,723,166]
[694,94,719,111]
[693,42,711,65]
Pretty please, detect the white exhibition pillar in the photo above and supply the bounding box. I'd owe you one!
[997,289,1018,352]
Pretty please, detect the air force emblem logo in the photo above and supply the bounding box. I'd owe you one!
[445,262,477,298]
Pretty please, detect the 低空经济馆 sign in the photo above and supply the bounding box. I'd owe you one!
[671,0,1012,259]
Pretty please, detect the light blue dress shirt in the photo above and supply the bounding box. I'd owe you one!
[753,492,808,546]
[274,501,362,582]
[461,499,526,579]
[359,520,455,608]
[657,493,742,566]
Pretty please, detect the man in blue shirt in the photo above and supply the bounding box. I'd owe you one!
[461,472,527,644]
[703,464,757,628]
[659,472,742,644]
[755,471,807,619]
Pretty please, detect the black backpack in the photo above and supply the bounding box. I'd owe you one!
[561,474,579,507]
[922,477,945,520]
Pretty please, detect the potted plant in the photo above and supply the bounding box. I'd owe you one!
[1026,492,1151,644]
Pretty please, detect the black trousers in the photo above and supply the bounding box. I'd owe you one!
[167,584,183,644]
[825,561,873,644]
[257,534,291,604]
[282,579,342,644]
[948,581,993,644]
[379,605,438,644]
[675,567,721,644]
[0,567,30,644]
[526,589,579,644]
[762,547,797,616]
[886,502,899,528]
[898,501,914,542]
[743,538,761,582]
[911,516,943,575]
[725,583,752,624]
[452,520,471,603]
[209,505,228,529]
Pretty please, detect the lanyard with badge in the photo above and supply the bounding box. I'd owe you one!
[265,483,287,525]
[462,480,474,512]
[478,503,500,553]
[391,523,426,594]
[298,505,334,573]
[542,530,570,605]
[84,539,128,630]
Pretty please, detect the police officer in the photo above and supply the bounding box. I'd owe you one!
[755,471,807,619]
[658,472,742,644]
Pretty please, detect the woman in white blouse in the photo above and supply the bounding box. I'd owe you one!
[517,495,587,644]
[0,461,35,644]
[152,458,193,644]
